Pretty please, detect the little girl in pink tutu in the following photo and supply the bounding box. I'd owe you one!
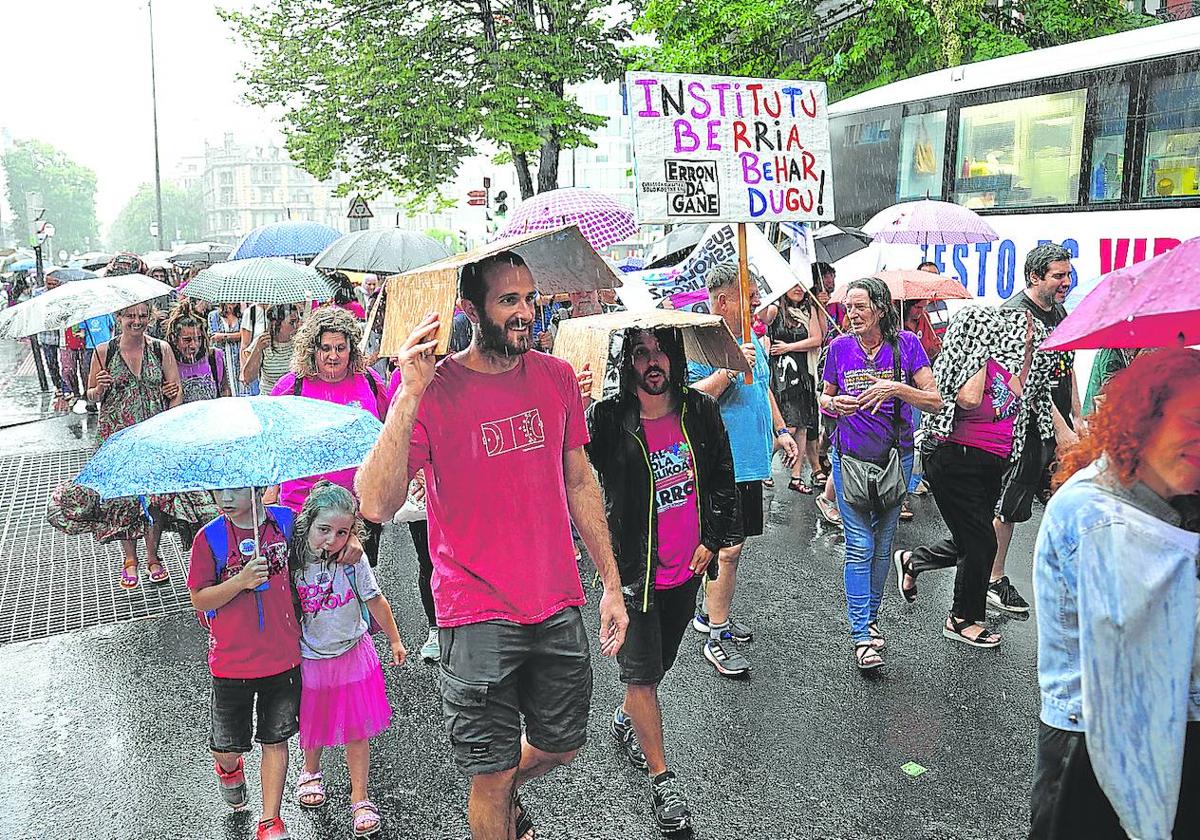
[289,481,406,838]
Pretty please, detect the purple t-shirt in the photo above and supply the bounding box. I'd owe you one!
[822,331,930,463]
[946,357,1020,459]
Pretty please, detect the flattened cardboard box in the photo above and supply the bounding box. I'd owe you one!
[379,225,622,356]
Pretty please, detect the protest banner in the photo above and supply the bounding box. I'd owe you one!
[616,222,814,317]
[552,309,750,402]
[625,72,834,225]
[379,225,620,356]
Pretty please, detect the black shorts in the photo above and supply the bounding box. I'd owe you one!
[996,429,1056,524]
[437,607,593,776]
[737,480,764,540]
[209,665,301,753]
[617,576,703,685]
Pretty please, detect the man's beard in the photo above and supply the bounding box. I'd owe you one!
[478,312,532,356]
[637,366,670,396]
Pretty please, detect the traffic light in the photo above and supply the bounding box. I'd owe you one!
[458,229,468,252]
[493,190,508,217]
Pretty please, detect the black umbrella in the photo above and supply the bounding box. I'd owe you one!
[812,224,874,264]
[643,225,706,269]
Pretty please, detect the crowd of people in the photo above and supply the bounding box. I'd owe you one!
[10,239,1197,840]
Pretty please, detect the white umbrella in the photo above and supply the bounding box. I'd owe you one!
[0,273,172,339]
[182,257,335,305]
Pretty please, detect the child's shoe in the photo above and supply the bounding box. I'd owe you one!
[214,756,247,810]
[256,817,291,840]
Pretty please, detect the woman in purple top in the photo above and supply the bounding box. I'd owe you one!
[892,306,1053,651]
[820,277,942,671]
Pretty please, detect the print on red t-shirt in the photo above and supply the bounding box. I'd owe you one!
[642,414,701,590]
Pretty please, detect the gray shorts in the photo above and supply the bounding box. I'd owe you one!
[438,606,593,776]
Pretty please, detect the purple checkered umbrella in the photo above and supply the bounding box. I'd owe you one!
[863,199,999,246]
[496,188,637,251]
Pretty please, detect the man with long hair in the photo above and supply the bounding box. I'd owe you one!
[164,302,230,402]
[586,327,739,834]
[357,252,627,840]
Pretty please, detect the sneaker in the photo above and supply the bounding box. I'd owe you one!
[420,627,441,662]
[214,756,248,810]
[691,612,753,642]
[255,817,291,840]
[611,707,649,771]
[650,771,693,834]
[703,636,750,677]
[987,576,1030,614]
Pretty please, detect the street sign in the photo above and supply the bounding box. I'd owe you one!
[467,190,487,199]
[36,221,55,244]
[347,195,373,219]
[467,198,487,206]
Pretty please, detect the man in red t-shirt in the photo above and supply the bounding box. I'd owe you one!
[358,252,628,840]
[187,487,301,840]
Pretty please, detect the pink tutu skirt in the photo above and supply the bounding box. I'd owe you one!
[300,634,392,749]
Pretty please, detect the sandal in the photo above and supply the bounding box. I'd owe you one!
[788,477,813,495]
[899,500,915,522]
[867,621,886,650]
[892,550,917,603]
[350,799,381,837]
[816,495,842,527]
[119,561,139,590]
[146,558,170,584]
[812,471,828,485]
[854,641,884,671]
[513,791,536,839]
[943,615,1001,649]
[762,477,775,488]
[296,770,325,810]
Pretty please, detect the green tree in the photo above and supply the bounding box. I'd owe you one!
[2,139,100,254]
[109,182,206,253]
[631,0,1154,102]
[222,0,631,203]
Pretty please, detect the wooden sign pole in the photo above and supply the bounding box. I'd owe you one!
[736,222,754,384]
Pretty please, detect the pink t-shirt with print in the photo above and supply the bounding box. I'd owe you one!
[408,352,589,628]
[271,370,387,510]
[642,414,701,590]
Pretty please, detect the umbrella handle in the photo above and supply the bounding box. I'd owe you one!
[252,489,269,593]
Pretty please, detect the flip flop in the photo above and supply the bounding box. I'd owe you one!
[119,563,139,589]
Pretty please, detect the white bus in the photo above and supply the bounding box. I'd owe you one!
[826,18,1200,305]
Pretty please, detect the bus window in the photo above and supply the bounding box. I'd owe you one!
[1142,69,1200,199]
[1088,83,1129,203]
[897,111,947,201]
[953,89,1087,209]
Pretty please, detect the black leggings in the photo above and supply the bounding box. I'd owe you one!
[409,520,436,627]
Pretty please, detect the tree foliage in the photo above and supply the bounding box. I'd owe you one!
[222,0,631,202]
[630,0,1156,102]
[109,182,206,253]
[2,139,100,254]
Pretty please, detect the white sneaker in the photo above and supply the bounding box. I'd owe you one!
[420,628,440,662]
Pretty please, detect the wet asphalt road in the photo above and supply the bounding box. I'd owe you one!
[0,344,1044,840]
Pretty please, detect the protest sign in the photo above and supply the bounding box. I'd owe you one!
[379,225,620,356]
[626,72,834,225]
[553,309,750,402]
[616,223,813,316]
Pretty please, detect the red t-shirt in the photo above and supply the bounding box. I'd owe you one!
[186,516,302,679]
[270,370,387,510]
[408,352,590,627]
[643,414,701,589]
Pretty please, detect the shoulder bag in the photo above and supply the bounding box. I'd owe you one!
[838,341,909,513]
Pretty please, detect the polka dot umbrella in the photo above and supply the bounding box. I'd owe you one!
[495,188,637,251]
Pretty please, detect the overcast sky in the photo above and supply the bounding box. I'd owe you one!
[1,0,280,232]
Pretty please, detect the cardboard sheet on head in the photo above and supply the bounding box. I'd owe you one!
[378,224,622,357]
[552,308,751,402]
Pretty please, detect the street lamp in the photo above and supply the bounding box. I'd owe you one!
[148,0,165,251]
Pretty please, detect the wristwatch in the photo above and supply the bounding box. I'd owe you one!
[725,369,741,384]
[774,427,790,438]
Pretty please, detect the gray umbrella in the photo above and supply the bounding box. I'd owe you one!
[167,241,233,265]
[311,228,450,275]
[643,224,706,269]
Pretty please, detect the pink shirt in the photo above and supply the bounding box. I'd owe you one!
[946,358,1020,459]
[643,414,701,590]
[408,352,589,627]
[186,518,301,679]
[271,370,387,510]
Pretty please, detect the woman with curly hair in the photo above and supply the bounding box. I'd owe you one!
[1030,347,1200,839]
[271,307,389,561]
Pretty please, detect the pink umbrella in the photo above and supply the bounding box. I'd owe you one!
[1042,236,1200,351]
[496,188,637,251]
[863,199,999,246]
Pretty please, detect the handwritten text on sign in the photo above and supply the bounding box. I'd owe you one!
[626,72,834,224]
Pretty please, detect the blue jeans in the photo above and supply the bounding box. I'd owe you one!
[908,409,923,492]
[832,447,915,642]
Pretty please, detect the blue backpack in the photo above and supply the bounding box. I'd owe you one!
[199,505,296,631]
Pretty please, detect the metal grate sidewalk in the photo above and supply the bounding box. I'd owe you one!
[0,449,193,644]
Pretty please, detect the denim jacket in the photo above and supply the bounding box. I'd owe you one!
[1034,460,1200,840]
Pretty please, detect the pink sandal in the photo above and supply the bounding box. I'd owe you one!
[351,800,381,837]
[119,562,139,589]
[147,559,170,584]
[295,771,325,809]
